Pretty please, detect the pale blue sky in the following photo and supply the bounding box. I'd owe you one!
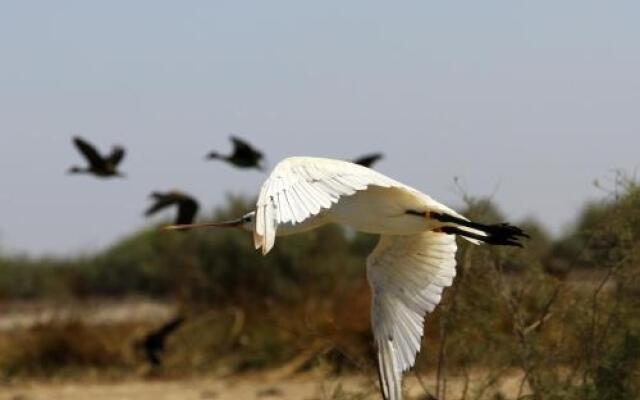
[1,1,639,255]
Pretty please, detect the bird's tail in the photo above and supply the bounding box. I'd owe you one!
[451,225,487,245]
[432,212,529,247]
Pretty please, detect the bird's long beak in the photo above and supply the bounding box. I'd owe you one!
[162,217,244,232]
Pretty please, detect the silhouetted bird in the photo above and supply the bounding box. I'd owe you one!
[145,191,199,225]
[206,135,265,170]
[352,153,384,168]
[140,315,185,368]
[68,136,126,178]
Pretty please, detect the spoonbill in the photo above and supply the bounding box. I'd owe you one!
[166,156,527,400]
[145,191,200,225]
[352,152,384,168]
[206,135,265,170]
[68,136,126,178]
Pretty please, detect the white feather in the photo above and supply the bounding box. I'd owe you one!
[251,157,486,399]
[254,157,476,254]
[367,231,457,400]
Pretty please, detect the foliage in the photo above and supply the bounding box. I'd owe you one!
[0,319,139,378]
[0,178,639,399]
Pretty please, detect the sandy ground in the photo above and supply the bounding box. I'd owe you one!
[0,371,528,400]
[0,300,531,399]
[0,299,175,331]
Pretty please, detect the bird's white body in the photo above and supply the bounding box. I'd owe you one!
[238,157,482,400]
[167,156,525,400]
[252,157,481,249]
[208,157,525,400]
[271,187,438,237]
[328,186,438,235]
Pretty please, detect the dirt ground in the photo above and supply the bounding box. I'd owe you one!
[0,371,528,400]
[0,300,530,399]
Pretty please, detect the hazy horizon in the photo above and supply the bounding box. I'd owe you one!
[1,1,639,256]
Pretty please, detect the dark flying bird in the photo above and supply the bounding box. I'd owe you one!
[139,315,186,368]
[206,135,265,170]
[145,191,199,225]
[352,153,384,168]
[68,136,126,178]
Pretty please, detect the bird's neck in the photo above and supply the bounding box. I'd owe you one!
[68,166,88,174]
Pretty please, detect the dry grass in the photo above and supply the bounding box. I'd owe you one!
[1,180,640,399]
[0,370,532,400]
[0,319,142,379]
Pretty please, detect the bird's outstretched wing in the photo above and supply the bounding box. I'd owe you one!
[107,146,126,166]
[146,192,199,225]
[230,135,262,158]
[254,157,472,254]
[352,152,384,168]
[145,193,176,217]
[73,136,105,167]
[254,157,403,254]
[367,231,457,400]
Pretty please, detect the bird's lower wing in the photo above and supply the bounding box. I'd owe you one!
[254,157,402,254]
[367,231,457,400]
[176,200,199,225]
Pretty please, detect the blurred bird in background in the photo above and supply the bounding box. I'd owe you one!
[352,152,384,168]
[145,191,200,226]
[206,135,265,170]
[68,136,126,178]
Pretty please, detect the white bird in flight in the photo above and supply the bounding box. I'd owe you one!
[166,156,528,400]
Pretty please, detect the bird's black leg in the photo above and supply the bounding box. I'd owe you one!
[430,212,529,247]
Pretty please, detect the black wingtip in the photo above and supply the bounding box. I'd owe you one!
[481,223,529,247]
[430,212,529,247]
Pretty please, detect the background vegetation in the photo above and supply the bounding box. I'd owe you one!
[1,176,639,399]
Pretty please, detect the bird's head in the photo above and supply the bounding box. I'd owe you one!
[238,211,256,232]
[205,151,220,160]
[67,166,84,174]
